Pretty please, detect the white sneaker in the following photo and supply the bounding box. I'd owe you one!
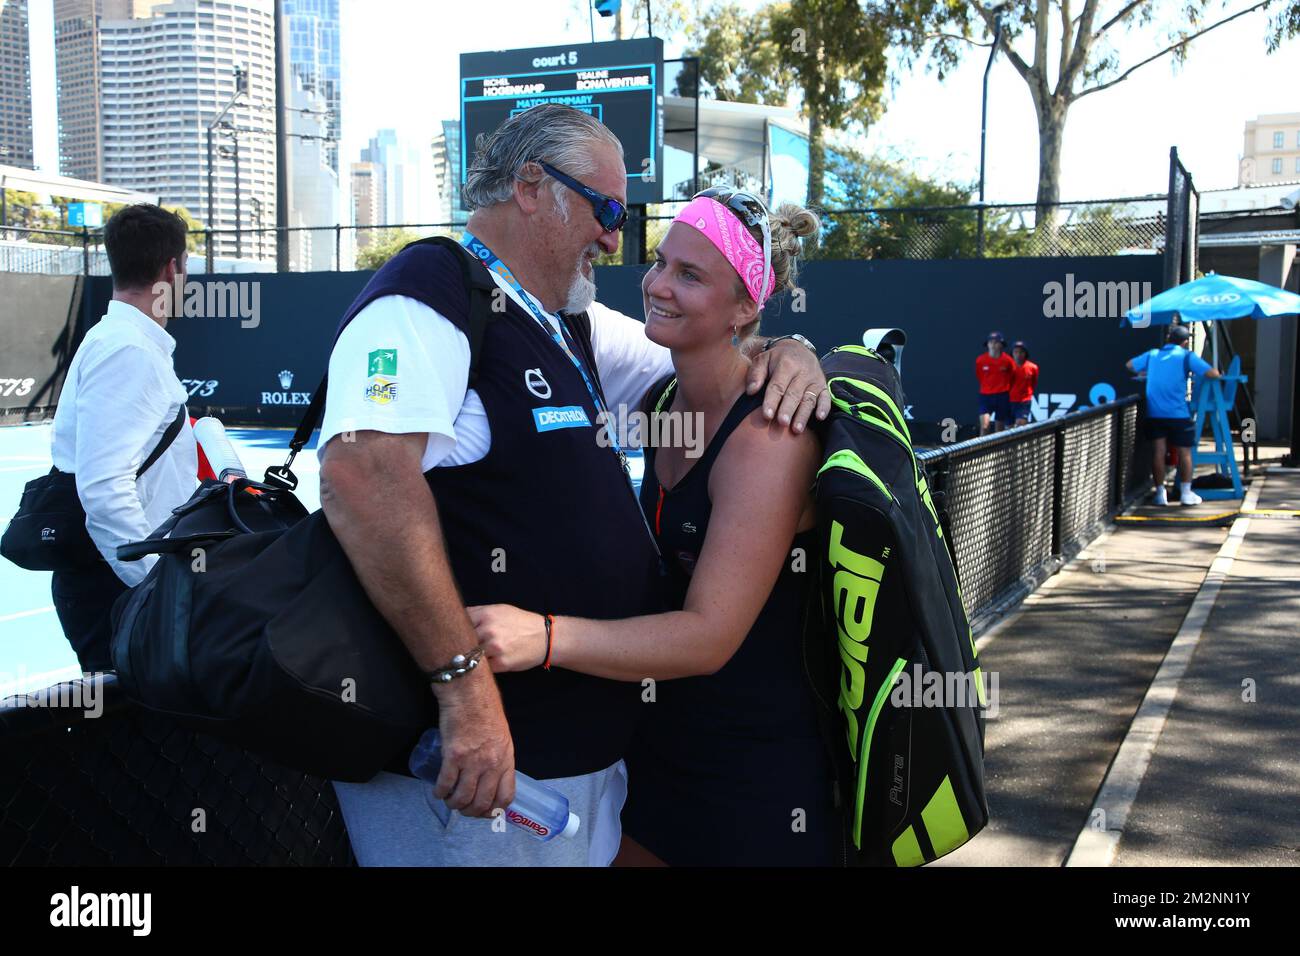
[1180,488,1203,507]
[1153,487,1169,507]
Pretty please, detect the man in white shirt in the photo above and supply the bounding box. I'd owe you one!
[320,104,829,866]
[49,204,198,671]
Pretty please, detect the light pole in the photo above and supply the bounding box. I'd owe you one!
[206,62,249,272]
[218,125,243,260]
[250,196,264,262]
[977,8,1006,258]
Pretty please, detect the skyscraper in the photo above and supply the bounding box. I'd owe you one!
[431,119,468,225]
[98,0,277,261]
[361,128,434,226]
[350,160,382,246]
[52,1,134,181]
[283,0,339,175]
[287,75,340,270]
[0,0,34,169]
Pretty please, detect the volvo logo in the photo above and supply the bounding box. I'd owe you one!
[525,368,551,399]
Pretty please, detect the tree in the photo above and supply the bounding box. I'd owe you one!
[901,1,1282,221]
[356,229,420,270]
[814,146,1045,258]
[686,1,896,208]
[689,3,796,104]
[1271,0,1300,47]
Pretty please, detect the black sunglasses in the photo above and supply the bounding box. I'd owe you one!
[693,187,773,304]
[538,161,628,233]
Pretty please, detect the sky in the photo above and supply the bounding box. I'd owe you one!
[22,0,1300,203]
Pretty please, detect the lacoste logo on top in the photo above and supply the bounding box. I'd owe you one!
[525,368,551,400]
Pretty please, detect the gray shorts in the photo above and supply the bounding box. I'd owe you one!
[332,759,628,867]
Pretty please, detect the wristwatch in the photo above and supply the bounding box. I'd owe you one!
[764,333,818,355]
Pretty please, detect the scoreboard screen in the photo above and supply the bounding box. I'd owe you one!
[460,38,664,205]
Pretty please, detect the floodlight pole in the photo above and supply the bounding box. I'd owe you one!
[205,64,248,273]
[977,12,1004,259]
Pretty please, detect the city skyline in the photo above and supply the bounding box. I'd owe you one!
[9,0,1300,217]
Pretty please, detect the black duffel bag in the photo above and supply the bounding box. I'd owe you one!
[108,236,500,781]
[2,405,187,572]
[110,478,436,781]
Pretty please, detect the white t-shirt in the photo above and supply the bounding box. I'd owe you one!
[50,300,199,586]
[318,269,672,469]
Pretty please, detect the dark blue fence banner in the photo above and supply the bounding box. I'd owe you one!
[594,255,1166,443]
[71,254,1164,437]
[0,274,82,423]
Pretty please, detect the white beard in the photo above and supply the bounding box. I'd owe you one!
[563,248,600,314]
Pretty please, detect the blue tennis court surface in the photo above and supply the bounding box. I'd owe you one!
[0,423,319,697]
[1,423,644,697]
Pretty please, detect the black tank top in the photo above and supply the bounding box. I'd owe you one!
[626,379,840,866]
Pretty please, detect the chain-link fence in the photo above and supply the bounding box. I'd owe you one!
[919,396,1147,630]
[634,197,1168,263]
[0,676,353,866]
[1,196,1170,276]
[0,398,1147,864]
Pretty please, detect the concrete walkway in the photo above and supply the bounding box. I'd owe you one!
[1114,470,1300,865]
[937,468,1299,866]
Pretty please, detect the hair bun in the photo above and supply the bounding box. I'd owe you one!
[762,202,821,298]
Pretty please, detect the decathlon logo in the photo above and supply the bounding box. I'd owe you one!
[532,405,590,432]
[1191,292,1241,305]
[525,368,552,399]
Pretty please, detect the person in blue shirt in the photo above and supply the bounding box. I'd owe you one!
[1126,324,1221,506]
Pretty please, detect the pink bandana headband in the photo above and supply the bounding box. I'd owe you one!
[673,196,776,309]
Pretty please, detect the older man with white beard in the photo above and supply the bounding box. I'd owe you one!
[317,104,830,866]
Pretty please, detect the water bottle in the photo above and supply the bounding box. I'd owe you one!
[408,728,580,842]
[192,417,248,483]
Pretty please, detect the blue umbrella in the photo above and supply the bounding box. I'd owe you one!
[1123,271,1300,327]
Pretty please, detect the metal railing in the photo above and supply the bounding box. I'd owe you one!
[634,197,1168,263]
[0,397,1148,864]
[0,196,1170,276]
[0,676,354,865]
[919,396,1147,630]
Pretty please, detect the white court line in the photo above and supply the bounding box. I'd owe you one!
[0,664,85,699]
[1064,475,1265,867]
[0,605,55,624]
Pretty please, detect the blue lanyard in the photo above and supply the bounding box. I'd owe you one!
[459,231,630,472]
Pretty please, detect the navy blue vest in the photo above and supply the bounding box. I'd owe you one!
[334,241,663,778]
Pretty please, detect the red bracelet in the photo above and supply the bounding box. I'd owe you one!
[543,614,555,670]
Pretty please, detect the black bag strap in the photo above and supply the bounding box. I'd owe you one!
[266,236,499,490]
[136,403,188,478]
[117,530,237,563]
